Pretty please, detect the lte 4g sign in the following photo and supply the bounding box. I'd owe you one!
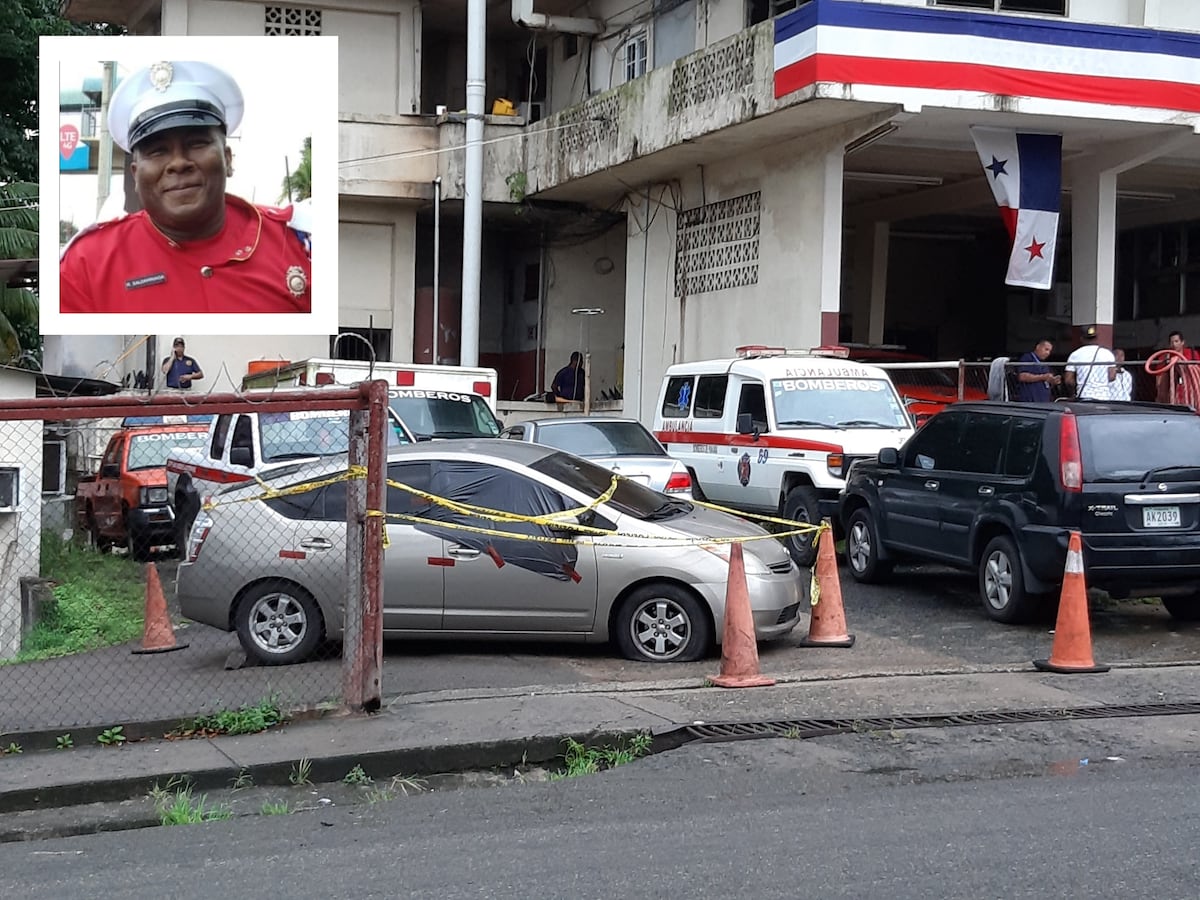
[59,124,90,172]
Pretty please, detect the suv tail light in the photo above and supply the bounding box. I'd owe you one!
[665,470,692,493]
[186,505,214,563]
[1059,412,1083,492]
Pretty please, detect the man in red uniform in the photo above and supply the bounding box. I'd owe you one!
[60,60,311,315]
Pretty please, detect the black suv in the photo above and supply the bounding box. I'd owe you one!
[839,401,1200,623]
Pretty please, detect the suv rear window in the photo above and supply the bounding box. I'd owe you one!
[1080,414,1200,481]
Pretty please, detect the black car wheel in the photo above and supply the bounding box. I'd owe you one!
[86,508,111,553]
[235,583,324,666]
[979,535,1039,624]
[1162,595,1200,622]
[782,486,821,568]
[844,507,891,583]
[614,583,712,663]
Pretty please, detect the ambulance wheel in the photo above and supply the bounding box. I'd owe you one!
[782,486,821,568]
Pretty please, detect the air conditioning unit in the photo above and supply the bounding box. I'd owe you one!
[520,101,545,123]
[0,466,19,512]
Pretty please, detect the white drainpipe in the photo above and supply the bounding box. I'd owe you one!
[511,0,603,35]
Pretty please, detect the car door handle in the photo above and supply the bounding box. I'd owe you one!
[924,481,939,491]
[447,546,481,559]
[299,537,333,550]
[978,485,995,496]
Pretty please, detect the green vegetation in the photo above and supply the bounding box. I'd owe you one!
[180,696,285,737]
[364,774,427,805]
[343,764,373,787]
[55,734,73,750]
[97,726,126,746]
[230,769,253,791]
[13,533,145,663]
[289,757,313,786]
[3,742,22,755]
[549,733,653,780]
[260,800,290,816]
[149,778,232,826]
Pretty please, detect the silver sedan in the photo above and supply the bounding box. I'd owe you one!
[178,440,801,665]
[500,416,692,496]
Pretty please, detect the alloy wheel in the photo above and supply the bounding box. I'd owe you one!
[983,550,1014,612]
[629,596,692,661]
[247,592,308,655]
[847,520,872,573]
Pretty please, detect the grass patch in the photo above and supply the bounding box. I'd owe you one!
[549,733,653,781]
[12,533,145,663]
[174,696,285,738]
[260,800,290,816]
[149,776,232,826]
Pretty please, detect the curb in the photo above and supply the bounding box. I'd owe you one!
[0,726,668,816]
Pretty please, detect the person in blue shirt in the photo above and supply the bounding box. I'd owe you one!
[551,351,585,402]
[161,337,204,390]
[1014,338,1059,402]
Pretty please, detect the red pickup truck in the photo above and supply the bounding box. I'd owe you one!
[77,422,211,559]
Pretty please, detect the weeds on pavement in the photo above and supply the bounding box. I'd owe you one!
[3,742,21,755]
[55,734,73,749]
[289,757,313,786]
[97,726,126,746]
[549,733,653,781]
[230,769,253,791]
[175,696,285,738]
[343,765,373,786]
[148,776,232,826]
[260,800,290,816]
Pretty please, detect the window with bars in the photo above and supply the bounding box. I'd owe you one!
[265,5,323,35]
[331,327,392,362]
[930,0,1067,14]
[623,32,648,82]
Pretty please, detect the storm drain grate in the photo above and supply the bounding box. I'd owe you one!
[684,702,1200,743]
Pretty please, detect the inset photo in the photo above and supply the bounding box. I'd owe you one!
[39,35,338,336]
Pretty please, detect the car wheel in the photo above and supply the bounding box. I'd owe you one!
[979,535,1038,624]
[125,520,148,562]
[782,485,821,568]
[1162,595,1200,621]
[614,583,712,663]
[844,507,891,583]
[235,583,324,665]
[87,508,111,553]
[175,492,197,560]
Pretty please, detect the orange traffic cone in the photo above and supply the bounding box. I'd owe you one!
[1034,531,1108,674]
[131,562,189,655]
[799,522,855,648]
[710,542,776,688]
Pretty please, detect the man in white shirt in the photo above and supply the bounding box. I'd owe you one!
[1064,325,1116,400]
[1110,348,1133,401]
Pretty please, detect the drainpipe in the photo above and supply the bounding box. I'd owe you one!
[511,0,603,34]
[433,176,441,365]
[461,0,485,368]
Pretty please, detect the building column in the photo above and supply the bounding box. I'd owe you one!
[851,220,890,345]
[1069,167,1118,349]
[818,149,845,346]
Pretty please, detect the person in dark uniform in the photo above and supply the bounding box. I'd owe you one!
[552,351,585,403]
[60,60,311,315]
[161,337,203,389]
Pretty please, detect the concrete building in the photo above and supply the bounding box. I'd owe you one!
[0,367,43,661]
[58,0,1200,424]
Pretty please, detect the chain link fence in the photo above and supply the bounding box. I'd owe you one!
[0,384,387,738]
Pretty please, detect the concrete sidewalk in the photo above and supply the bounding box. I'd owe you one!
[4,661,1200,834]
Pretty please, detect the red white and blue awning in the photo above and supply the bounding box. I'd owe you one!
[774,0,1200,124]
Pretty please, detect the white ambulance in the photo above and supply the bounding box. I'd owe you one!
[652,346,915,566]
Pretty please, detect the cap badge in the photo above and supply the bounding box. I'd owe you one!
[149,62,174,92]
[286,266,308,297]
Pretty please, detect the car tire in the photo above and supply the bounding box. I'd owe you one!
[235,583,324,666]
[1162,595,1200,622]
[125,520,148,562]
[844,507,891,583]
[979,535,1039,624]
[86,508,111,553]
[174,491,199,560]
[614,583,712,663]
[782,485,821,568]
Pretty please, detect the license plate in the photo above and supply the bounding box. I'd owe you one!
[1143,506,1180,528]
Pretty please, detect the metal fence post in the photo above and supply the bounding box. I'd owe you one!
[362,379,387,710]
[957,359,966,401]
[342,402,368,711]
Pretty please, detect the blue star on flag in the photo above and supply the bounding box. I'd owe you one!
[986,155,1008,179]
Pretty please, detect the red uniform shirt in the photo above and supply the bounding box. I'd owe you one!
[60,195,311,315]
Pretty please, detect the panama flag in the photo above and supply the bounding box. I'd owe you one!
[970,127,1063,291]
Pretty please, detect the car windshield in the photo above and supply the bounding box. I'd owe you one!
[534,421,665,458]
[770,378,909,429]
[530,451,691,519]
[389,393,500,440]
[126,431,209,471]
[1080,415,1200,481]
[260,411,410,461]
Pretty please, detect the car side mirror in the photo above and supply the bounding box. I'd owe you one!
[736,413,760,439]
[878,447,900,467]
[101,464,119,479]
[229,446,254,467]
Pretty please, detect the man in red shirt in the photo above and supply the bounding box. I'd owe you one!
[60,60,311,315]
[1156,330,1200,406]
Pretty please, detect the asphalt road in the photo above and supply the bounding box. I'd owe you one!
[2,719,1198,898]
[5,556,1199,732]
